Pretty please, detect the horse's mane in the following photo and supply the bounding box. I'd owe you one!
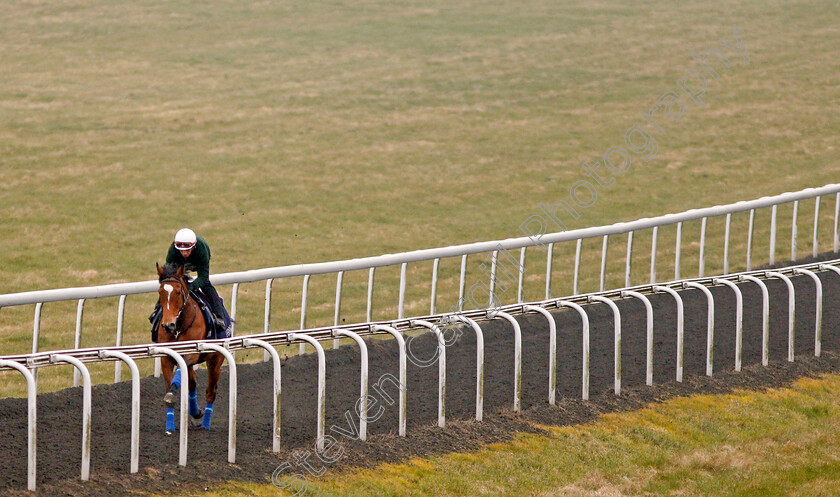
[159,262,184,282]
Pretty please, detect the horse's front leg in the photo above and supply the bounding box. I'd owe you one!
[163,361,183,408]
[187,365,203,425]
[161,356,179,435]
[162,354,198,434]
[201,353,224,430]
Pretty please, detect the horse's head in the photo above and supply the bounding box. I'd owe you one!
[156,262,189,339]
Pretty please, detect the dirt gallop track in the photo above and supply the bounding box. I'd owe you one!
[3,255,840,495]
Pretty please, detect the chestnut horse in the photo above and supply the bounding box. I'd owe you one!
[156,262,225,434]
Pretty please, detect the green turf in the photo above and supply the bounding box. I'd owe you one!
[1,0,839,395]
[191,374,840,497]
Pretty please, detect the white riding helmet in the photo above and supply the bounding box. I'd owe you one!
[174,228,197,250]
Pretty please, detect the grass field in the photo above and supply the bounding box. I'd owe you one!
[1,0,839,493]
[202,372,840,497]
[2,0,839,395]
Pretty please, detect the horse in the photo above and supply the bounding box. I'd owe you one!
[155,262,225,434]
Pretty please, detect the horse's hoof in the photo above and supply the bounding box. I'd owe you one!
[165,429,175,436]
[164,391,176,408]
[190,410,204,427]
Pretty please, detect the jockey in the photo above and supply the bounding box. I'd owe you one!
[166,228,226,329]
[150,228,226,341]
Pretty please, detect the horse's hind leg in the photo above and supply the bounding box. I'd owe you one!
[187,365,203,425]
[201,353,224,430]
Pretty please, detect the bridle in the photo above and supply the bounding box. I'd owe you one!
[159,277,197,340]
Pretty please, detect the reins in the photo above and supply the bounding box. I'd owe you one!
[160,277,198,339]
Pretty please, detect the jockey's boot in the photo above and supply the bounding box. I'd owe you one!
[201,283,228,330]
[149,304,162,342]
[209,299,227,332]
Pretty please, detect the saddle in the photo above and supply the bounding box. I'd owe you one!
[190,289,233,340]
[149,291,232,342]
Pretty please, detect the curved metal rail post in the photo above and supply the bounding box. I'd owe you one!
[724,213,732,274]
[813,197,821,258]
[229,283,240,337]
[517,247,526,303]
[573,239,582,295]
[770,204,778,265]
[600,235,609,292]
[0,360,37,491]
[332,329,369,441]
[558,301,590,400]
[99,350,141,473]
[587,296,622,395]
[447,315,485,419]
[486,310,522,411]
[409,320,446,427]
[620,290,654,386]
[264,279,273,336]
[793,268,823,357]
[287,334,326,451]
[370,325,407,435]
[263,279,273,362]
[32,302,43,384]
[675,222,683,280]
[50,354,92,480]
[458,255,468,312]
[835,193,840,252]
[650,226,659,284]
[792,200,799,260]
[699,217,708,277]
[243,339,282,452]
[333,271,344,350]
[198,342,238,463]
[713,279,744,371]
[653,286,685,382]
[682,282,715,376]
[148,347,189,466]
[488,250,499,308]
[398,263,407,319]
[766,271,796,362]
[738,275,770,366]
[625,231,634,287]
[114,294,127,382]
[523,305,557,405]
[299,274,310,356]
[32,302,42,355]
[431,258,440,314]
[73,298,86,387]
[747,209,755,270]
[545,242,554,299]
[366,267,376,322]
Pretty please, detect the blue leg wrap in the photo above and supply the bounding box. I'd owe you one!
[202,403,214,430]
[189,392,200,417]
[166,408,176,433]
[170,368,181,389]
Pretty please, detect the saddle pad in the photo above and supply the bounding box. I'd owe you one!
[191,291,232,340]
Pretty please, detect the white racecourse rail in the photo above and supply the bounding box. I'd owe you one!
[1,254,838,490]
[1,182,840,489]
[1,183,839,369]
